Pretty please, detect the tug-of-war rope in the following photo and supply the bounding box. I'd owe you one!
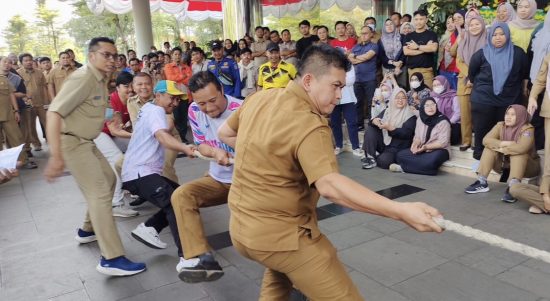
[191,152,550,263]
[433,217,550,264]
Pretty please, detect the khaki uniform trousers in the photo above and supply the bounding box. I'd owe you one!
[509,184,547,212]
[408,67,434,89]
[20,108,41,151]
[477,148,540,180]
[0,119,28,163]
[171,175,230,259]
[62,135,125,259]
[459,94,472,146]
[232,231,364,301]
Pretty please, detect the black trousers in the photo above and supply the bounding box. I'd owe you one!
[471,102,507,160]
[173,101,189,143]
[123,173,183,257]
[396,149,450,176]
[362,125,402,169]
[353,80,377,128]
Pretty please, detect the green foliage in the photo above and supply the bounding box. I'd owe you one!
[35,4,64,57]
[419,0,464,36]
[2,15,29,54]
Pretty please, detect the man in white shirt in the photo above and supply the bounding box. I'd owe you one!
[171,71,242,283]
[237,48,257,98]
[121,80,195,271]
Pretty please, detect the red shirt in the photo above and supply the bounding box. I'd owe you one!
[329,37,357,53]
[439,33,459,73]
[102,91,130,136]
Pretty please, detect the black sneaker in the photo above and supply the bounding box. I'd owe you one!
[465,180,489,194]
[361,156,377,169]
[501,188,517,203]
[176,253,224,283]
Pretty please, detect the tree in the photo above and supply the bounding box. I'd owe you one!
[35,4,62,55]
[2,15,30,54]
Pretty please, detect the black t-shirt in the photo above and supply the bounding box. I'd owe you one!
[403,30,438,68]
[296,35,320,59]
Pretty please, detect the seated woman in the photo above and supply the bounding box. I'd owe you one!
[391,97,451,175]
[465,105,540,202]
[407,72,432,109]
[331,65,363,157]
[362,88,416,169]
[371,79,394,118]
[431,75,461,145]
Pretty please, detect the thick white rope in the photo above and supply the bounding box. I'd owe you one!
[433,217,550,264]
[192,150,235,164]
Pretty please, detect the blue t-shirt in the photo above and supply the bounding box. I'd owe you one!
[351,42,378,82]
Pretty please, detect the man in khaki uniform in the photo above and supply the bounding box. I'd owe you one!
[218,44,443,300]
[46,51,76,100]
[44,37,146,276]
[17,53,50,151]
[251,26,269,69]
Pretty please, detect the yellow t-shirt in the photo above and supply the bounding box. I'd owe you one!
[509,24,536,53]
[257,61,297,90]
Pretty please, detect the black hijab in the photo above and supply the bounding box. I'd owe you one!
[411,72,429,92]
[419,97,450,143]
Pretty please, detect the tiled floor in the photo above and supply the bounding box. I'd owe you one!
[2,147,550,301]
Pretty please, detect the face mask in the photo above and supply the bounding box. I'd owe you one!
[381,91,391,99]
[433,86,445,94]
[410,81,421,89]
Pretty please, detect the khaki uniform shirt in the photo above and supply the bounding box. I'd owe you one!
[47,65,76,96]
[251,38,268,68]
[226,80,339,252]
[17,68,48,106]
[48,64,108,140]
[0,75,15,122]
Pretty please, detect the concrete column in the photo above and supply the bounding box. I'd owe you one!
[132,0,154,57]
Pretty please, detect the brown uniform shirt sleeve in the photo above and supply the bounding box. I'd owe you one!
[482,123,503,150]
[48,73,92,118]
[530,54,549,100]
[297,127,339,186]
[501,128,535,156]
[226,105,242,132]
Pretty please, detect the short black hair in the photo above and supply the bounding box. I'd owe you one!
[391,12,402,18]
[190,47,204,55]
[64,48,74,54]
[281,29,290,35]
[115,71,134,86]
[118,54,127,60]
[297,44,351,78]
[334,20,348,29]
[364,17,377,25]
[413,10,428,17]
[299,20,311,27]
[127,49,136,55]
[312,25,320,30]
[403,14,412,20]
[263,26,270,31]
[172,46,183,54]
[88,37,115,52]
[163,41,170,46]
[156,50,165,56]
[133,72,152,82]
[38,57,51,63]
[188,71,222,94]
[58,51,70,58]
[128,58,140,64]
[18,53,33,63]
[240,47,252,55]
[148,52,158,59]
[255,25,263,31]
[270,30,279,36]
[317,25,329,33]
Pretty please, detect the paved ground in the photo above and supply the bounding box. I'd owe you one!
[2,147,550,301]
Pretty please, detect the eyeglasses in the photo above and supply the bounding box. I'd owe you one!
[95,51,118,60]
[424,103,437,107]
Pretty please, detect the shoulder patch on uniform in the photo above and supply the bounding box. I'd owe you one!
[522,131,532,137]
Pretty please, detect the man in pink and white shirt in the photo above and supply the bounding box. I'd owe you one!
[171,71,242,283]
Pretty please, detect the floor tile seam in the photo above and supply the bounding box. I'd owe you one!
[43,287,85,300]
[114,280,191,301]
[387,258,451,288]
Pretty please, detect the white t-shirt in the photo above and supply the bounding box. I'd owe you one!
[188,95,242,183]
[122,102,168,182]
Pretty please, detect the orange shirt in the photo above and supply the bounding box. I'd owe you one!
[163,62,192,86]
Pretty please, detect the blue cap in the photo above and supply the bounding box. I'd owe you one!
[153,80,185,95]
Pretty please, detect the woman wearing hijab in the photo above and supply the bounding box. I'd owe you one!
[494,2,516,24]
[438,16,460,90]
[407,72,431,108]
[372,79,394,118]
[465,105,539,202]
[451,15,487,151]
[468,22,529,160]
[361,88,416,169]
[509,0,540,52]
[332,65,363,158]
[391,97,451,175]
[379,19,404,75]
[431,75,461,145]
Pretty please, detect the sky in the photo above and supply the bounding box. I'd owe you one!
[0,0,75,48]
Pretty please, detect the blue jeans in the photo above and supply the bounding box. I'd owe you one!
[438,70,458,91]
[330,102,359,149]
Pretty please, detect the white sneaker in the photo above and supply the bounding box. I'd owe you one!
[334,147,343,155]
[176,257,200,273]
[352,148,365,157]
[389,163,404,173]
[131,223,167,249]
[112,204,139,218]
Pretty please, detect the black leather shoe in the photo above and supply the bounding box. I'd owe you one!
[459,144,470,151]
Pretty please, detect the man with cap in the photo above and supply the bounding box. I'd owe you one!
[257,42,297,90]
[44,37,145,276]
[122,80,196,272]
[207,40,242,98]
